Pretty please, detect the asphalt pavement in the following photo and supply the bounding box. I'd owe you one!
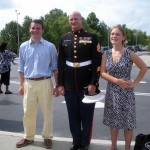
[0,52,150,150]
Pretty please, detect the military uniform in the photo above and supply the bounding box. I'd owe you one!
[58,29,102,147]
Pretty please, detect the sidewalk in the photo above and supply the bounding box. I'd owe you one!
[0,53,149,150]
[0,131,135,150]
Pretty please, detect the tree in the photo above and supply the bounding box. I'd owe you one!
[86,12,99,30]
[21,16,32,42]
[147,36,150,51]
[0,8,149,49]
[86,12,108,46]
[43,8,69,47]
[0,21,22,54]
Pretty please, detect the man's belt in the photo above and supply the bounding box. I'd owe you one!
[66,60,92,68]
[26,76,51,81]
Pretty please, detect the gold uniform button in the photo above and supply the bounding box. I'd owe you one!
[74,56,77,58]
[74,45,76,48]
[74,50,77,53]
[74,35,77,37]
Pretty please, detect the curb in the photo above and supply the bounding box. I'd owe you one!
[0,131,135,146]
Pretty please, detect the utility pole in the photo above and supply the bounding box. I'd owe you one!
[15,10,20,55]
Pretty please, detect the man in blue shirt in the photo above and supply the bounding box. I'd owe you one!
[16,19,58,149]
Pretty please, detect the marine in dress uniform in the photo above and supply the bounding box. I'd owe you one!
[57,11,102,150]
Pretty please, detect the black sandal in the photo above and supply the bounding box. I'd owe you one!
[0,91,3,94]
[5,91,13,94]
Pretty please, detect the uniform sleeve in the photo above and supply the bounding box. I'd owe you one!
[57,36,66,86]
[90,34,102,87]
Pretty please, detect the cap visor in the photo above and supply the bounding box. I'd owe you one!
[82,93,105,103]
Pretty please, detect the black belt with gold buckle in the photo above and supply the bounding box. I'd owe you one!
[26,77,51,81]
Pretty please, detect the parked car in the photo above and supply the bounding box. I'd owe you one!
[101,46,110,54]
[127,46,136,52]
[133,45,141,52]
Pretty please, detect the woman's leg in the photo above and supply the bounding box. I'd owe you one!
[0,74,3,93]
[2,71,12,93]
[124,129,133,150]
[6,85,9,92]
[108,127,119,150]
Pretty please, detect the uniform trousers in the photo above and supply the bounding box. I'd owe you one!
[64,91,95,146]
[23,78,53,140]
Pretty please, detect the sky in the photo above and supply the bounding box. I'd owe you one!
[0,0,150,35]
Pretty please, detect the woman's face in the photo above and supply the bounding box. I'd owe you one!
[110,27,125,46]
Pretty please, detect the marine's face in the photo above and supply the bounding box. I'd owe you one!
[69,12,83,32]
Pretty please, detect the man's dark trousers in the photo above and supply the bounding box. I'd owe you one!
[64,91,95,146]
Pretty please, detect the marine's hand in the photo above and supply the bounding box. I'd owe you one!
[58,86,65,95]
[87,84,96,95]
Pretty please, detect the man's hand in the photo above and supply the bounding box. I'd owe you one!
[53,87,59,97]
[19,85,24,96]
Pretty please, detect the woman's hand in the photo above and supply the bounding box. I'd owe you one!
[117,78,133,89]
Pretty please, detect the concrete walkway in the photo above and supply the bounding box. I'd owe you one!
[0,52,149,150]
[0,131,135,150]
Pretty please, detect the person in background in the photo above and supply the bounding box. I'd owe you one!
[57,11,102,150]
[101,25,148,150]
[0,42,16,94]
[16,19,58,149]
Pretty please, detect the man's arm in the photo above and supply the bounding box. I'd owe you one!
[19,72,24,96]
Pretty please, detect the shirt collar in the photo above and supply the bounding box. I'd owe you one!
[29,37,44,45]
[72,29,83,35]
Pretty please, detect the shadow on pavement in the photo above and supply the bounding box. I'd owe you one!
[0,119,23,132]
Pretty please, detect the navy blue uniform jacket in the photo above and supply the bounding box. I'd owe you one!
[58,29,102,91]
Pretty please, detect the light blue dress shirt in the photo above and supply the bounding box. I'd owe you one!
[18,38,58,78]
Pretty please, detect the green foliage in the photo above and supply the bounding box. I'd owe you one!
[0,8,149,51]
[0,21,22,54]
[85,12,108,46]
[147,36,150,51]
[43,8,70,47]
[21,16,32,42]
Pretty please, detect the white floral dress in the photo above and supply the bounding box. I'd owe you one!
[103,48,136,130]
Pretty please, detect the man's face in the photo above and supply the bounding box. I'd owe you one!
[29,22,44,39]
[69,13,82,32]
